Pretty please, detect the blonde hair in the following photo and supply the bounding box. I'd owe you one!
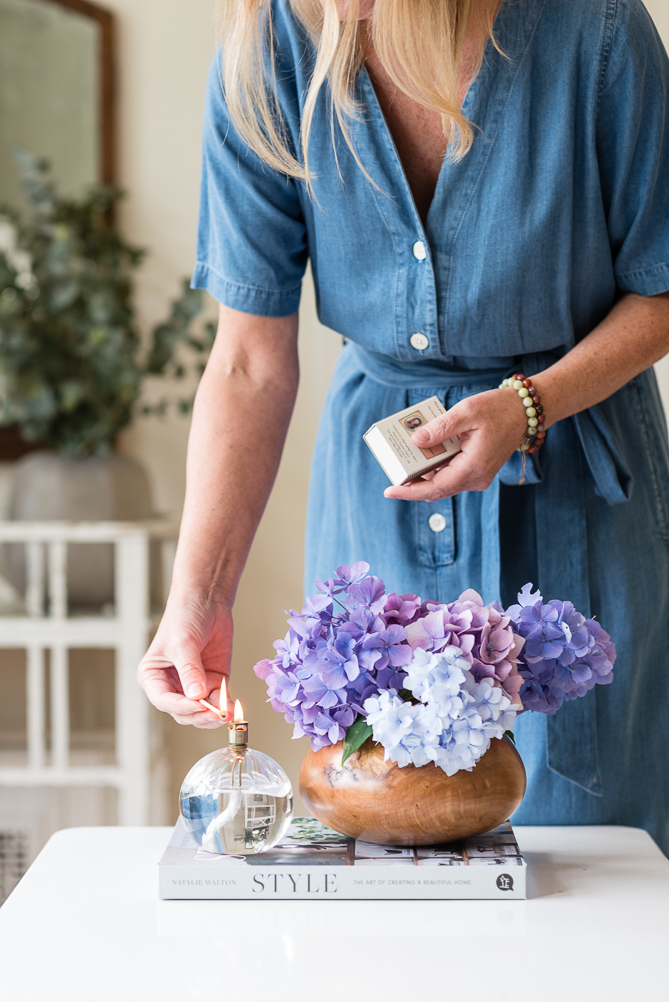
[216,0,497,186]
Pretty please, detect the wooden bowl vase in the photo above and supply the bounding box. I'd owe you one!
[299,735,526,846]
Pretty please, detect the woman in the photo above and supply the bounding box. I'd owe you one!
[138,0,669,851]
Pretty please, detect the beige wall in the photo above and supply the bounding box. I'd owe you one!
[647,0,669,42]
[647,0,669,397]
[108,0,341,817]
[642,2,669,403]
[106,0,669,820]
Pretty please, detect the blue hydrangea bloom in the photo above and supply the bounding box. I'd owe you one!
[364,649,519,776]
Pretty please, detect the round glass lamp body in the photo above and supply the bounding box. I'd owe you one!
[180,745,294,855]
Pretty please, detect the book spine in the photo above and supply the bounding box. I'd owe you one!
[159,864,526,900]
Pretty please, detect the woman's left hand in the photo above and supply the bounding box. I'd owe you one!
[384,387,529,502]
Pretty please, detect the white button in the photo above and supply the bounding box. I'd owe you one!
[413,240,427,261]
[428,513,447,533]
[410,332,429,351]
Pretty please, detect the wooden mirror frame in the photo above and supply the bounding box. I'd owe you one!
[0,0,116,460]
[44,0,117,186]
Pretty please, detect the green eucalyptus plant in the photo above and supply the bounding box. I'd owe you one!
[0,152,214,456]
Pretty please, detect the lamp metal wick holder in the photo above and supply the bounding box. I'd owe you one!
[228,718,248,749]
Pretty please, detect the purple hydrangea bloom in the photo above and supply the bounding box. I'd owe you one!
[314,562,370,597]
[382,593,423,625]
[505,584,616,714]
[254,563,414,751]
[344,576,387,614]
[360,625,414,672]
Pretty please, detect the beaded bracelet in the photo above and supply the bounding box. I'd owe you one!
[498,373,546,483]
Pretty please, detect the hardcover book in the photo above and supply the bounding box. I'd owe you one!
[363,396,462,486]
[159,817,527,900]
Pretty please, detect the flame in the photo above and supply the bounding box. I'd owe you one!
[234,699,244,722]
[219,677,227,718]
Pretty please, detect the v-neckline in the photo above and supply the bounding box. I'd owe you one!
[358,0,512,237]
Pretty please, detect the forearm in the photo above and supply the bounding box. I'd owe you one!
[170,305,299,606]
[532,291,669,427]
[386,290,669,502]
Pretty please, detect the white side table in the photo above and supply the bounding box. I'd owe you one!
[0,824,667,1002]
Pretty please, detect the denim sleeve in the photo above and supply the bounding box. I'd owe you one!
[191,57,308,317]
[596,0,669,297]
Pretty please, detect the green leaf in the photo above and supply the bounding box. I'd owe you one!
[0,156,211,453]
[341,715,373,765]
[504,729,516,745]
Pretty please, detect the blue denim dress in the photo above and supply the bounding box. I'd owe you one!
[193,0,669,852]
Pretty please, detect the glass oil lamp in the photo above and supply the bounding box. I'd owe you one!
[179,681,294,855]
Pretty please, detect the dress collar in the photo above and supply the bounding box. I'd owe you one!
[354,0,549,246]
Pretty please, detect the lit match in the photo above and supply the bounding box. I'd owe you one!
[199,677,228,719]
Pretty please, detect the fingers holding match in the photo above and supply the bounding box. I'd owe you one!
[199,676,231,719]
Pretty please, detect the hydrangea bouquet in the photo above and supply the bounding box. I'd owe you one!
[254,563,616,778]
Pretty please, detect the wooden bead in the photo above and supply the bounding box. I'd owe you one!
[503,371,547,458]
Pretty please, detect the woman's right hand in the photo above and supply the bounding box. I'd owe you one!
[136,304,299,728]
[137,594,233,728]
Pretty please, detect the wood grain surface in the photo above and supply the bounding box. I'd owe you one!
[299,735,526,845]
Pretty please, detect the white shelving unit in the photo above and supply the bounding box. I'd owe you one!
[0,521,178,827]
